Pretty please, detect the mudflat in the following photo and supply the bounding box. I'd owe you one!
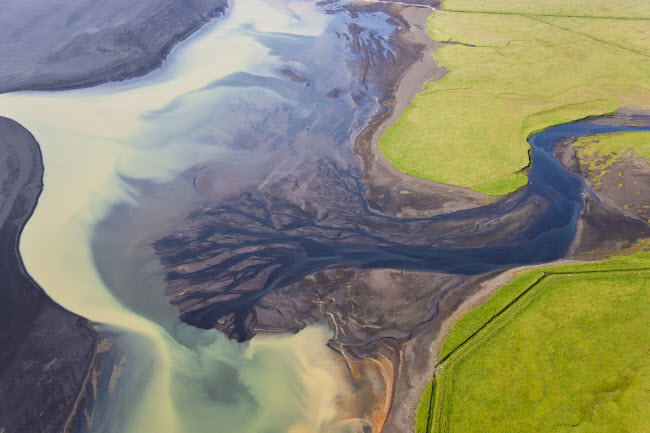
[2,1,650,432]
[379,0,650,195]
[0,0,227,93]
[0,117,97,433]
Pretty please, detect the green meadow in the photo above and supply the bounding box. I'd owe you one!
[379,0,650,195]
[417,252,650,432]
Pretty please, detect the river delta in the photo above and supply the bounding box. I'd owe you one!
[0,1,649,433]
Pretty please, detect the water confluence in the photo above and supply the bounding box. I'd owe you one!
[0,0,648,431]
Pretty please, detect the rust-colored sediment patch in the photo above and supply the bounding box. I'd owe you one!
[332,349,395,432]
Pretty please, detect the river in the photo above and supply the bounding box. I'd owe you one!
[0,0,649,432]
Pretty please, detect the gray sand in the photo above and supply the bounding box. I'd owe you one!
[0,0,227,93]
[0,117,98,433]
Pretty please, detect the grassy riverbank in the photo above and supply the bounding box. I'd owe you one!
[417,252,650,432]
[380,0,650,195]
[572,131,650,187]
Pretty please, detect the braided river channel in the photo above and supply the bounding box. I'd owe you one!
[1,0,649,431]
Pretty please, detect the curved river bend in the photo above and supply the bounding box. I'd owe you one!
[0,0,649,431]
[152,120,650,340]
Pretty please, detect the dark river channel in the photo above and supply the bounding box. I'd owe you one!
[156,121,650,338]
[3,0,649,430]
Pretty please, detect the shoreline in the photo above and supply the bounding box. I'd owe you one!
[0,0,228,94]
[3,2,649,433]
[350,6,650,423]
[2,4,492,433]
[352,3,490,219]
[0,117,99,432]
[421,251,650,432]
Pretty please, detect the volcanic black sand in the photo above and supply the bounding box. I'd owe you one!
[3,1,650,432]
[0,0,227,93]
[0,1,231,431]
[0,117,97,433]
[351,3,489,219]
[555,112,650,257]
[151,5,650,431]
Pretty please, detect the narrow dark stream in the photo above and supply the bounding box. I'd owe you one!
[157,121,650,339]
[1,0,648,429]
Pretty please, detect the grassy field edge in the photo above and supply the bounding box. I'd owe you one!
[378,0,650,196]
[415,251,650,433]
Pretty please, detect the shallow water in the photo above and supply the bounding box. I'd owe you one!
[0,0,392,431]
[151,120,650,340]
[1,0,650,431]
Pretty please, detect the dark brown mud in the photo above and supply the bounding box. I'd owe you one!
[554,124,650,257]
[0,3,240,428]
[140,5,577,431]
[153,156,547,341]
[3,2,645,433]
[152,3,553,342]
[0,117,98,433]
[350,4,488,219]
[150,7,650,432]
[571,195,650,257]
[0,3,234,428]
[584,107,650,127]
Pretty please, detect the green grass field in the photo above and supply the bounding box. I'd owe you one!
[417,252,650,432]
[379,0,650,195]
[572,131,650,187]
[416,379,435,433]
